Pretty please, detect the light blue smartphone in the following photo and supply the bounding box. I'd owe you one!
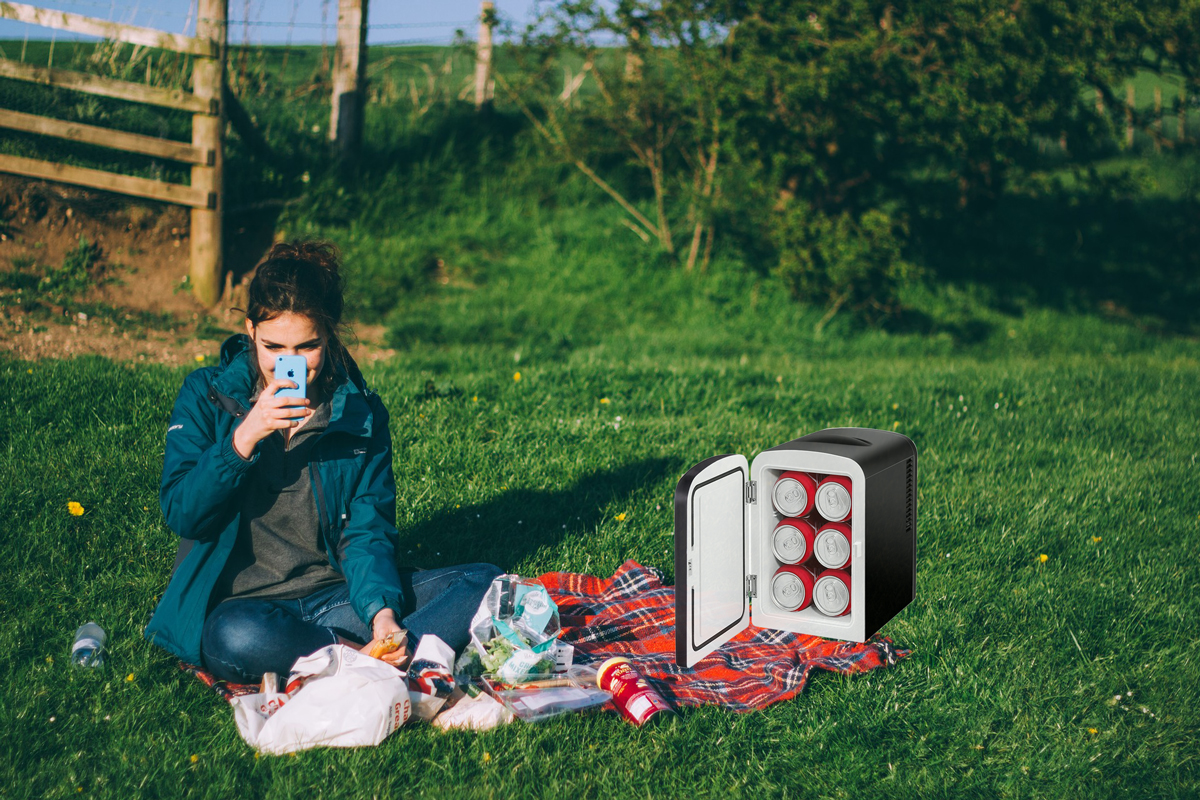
[273,355,307,420]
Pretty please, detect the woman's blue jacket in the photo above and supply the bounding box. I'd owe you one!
[144,334,404,665]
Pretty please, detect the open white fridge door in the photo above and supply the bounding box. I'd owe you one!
[674,454,751,669]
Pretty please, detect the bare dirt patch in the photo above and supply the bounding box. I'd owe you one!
[0,176,395,367]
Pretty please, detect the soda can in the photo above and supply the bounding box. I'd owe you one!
[813,569,852,617]
[814,521,852,570]
[771,517,818,565]
[597,657,675,726]
[770,564,817,611]
[814,475,853,522]
[772,471,818,518]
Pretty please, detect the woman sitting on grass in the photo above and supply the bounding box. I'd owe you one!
[144,240,501,683]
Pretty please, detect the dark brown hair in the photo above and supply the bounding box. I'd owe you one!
[244,240,353,397]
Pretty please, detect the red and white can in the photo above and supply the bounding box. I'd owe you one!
[814,521,852,569]
[813,569,852,617]
[771,517,818,565]
[814,475,853,522]
[772,471,818,518]
[770,563,817,611]
[597,657,675,726]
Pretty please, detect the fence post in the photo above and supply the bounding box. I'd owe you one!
[191,0,226,306]
[330,0,368,164]
[474,1,494,110]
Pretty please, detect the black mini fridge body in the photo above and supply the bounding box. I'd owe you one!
[674,427,917,668]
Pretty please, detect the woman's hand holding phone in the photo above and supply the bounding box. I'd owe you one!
[232,378,313,460]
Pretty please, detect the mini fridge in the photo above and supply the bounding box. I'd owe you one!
[674,427,917,668]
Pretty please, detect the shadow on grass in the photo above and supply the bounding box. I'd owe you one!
[907,169,1200,335]
[396,457,681,575]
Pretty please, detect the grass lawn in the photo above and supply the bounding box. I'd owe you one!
[2,263,1198,796]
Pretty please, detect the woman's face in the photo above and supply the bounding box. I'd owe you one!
[245,312,327,394]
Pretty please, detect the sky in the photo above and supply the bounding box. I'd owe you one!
[0,1,543,46]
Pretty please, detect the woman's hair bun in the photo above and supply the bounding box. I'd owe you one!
[244,239,353,393]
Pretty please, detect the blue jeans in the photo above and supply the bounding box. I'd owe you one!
[201,563,502,683]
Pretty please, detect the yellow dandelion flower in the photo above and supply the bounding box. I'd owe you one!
[190,754,199,763]
[600,398,610,404]
[892,403,899,410]
[27,368,33,374]
[67,501,84,516]
[1087,727,1098,734]
[126,673,135,682]
[1038,554,1048,563]
[1091,536,1102,543]
[616,512,627,522]
[513,372,521,382]
[472,395,478,403]
[482,752,492,763]
[892,421,900,430]
[194,355,205,362]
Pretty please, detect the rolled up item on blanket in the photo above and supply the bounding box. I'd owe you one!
[408,635,455,699]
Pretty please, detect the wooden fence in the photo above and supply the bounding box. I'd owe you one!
[0,0,228,305]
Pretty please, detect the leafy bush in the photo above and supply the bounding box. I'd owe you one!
[774,203,921,327]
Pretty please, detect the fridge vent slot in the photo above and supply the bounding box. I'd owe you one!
[905,457,914,536]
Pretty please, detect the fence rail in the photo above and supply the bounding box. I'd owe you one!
[0,58,217,113]
[0,108,212,165]
[0,152,214,207]
[0,2,216,57]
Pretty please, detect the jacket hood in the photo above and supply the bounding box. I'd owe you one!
[210,333,374,437]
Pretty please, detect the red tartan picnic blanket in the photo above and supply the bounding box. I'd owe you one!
[183,560,908,711]
[539,560,908,712]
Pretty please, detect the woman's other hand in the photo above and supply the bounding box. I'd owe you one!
[361,608,408,668]
[232,378,313,459]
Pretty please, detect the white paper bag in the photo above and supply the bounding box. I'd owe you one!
[231,645,411,755]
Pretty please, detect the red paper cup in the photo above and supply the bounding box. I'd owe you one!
[772,471,818,518]
[814,521,852,569]
[771,517,818,565]
[813,569,852,617]
[815,475,853,522]
[770,564,817,611]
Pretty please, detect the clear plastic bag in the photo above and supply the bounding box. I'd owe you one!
[466,574,564,684]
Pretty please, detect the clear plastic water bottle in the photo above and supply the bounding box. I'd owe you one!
[72,622,106,667]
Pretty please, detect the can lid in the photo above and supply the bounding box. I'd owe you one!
[597,656,632,687]
[814,527,851,568]
[813,574,850,616]
[770,571,807,611]
[772,478,809,517]
[771,525,808,564]
[815,481,852,521]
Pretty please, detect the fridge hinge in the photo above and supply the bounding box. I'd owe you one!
[746,574,757,598]
[745,480,757,505]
